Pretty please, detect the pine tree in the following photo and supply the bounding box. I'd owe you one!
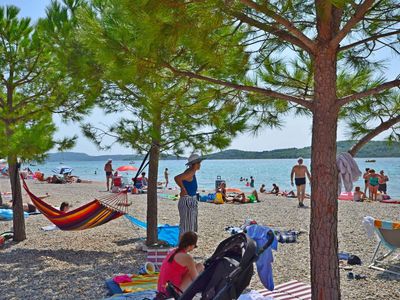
[74,1,400,297]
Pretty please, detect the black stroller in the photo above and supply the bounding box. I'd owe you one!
[167,230,274,300]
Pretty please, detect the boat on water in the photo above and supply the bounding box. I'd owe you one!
[365,159,376,163]
[129,161,135,164]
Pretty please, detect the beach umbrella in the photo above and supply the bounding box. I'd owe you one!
[52,165,73,175]
[116,165,138,172]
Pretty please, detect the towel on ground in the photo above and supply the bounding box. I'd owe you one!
[117,273,159,293]
[238,290,273,300]
[337,152,362,194]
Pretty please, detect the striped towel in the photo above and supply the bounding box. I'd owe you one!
[258,280,311,300]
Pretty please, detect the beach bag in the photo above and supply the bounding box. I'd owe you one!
[277,231,298,243]
[348,255,362,265]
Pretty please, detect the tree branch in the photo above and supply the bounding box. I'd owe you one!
[339,29,400,51]
[232,12,313,53]
[348,115,400,156]
[238,0,315,53]
[337,79,400,106]
[163,63,314,110]
[330,0,376,46]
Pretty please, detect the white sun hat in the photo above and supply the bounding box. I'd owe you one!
[186,153,205,166]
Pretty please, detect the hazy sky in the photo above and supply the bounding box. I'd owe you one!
[2,0,398,155]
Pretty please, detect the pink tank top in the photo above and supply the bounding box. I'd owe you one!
[157,249,188,294]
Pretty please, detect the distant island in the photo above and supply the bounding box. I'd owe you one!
[46,140,400,161]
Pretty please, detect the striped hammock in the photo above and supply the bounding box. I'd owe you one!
[21,177,127,231]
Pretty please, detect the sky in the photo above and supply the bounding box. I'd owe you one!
[2,0,399,155]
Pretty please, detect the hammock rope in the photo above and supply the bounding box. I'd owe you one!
[21,176,128,231]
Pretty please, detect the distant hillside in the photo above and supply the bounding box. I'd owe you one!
[206,140,400,159]
[45,152,183,162]
[45,140,400,161]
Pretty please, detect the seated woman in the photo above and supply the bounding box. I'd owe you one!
[269,183,279,195]
[157,231,204,296]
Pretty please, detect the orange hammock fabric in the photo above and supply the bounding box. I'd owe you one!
[21,177,127,231]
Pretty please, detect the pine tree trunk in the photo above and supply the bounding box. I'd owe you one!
[146,144,160,245]
[310,48,340,299]
[8,156,26,241]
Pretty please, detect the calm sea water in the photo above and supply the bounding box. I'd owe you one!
[24,157,400,198]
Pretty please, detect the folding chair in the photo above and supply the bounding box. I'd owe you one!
[364,217,400,275]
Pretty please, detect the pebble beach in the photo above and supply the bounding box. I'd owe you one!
[0,178,399,300]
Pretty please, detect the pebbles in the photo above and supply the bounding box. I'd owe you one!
[0,179,399,299]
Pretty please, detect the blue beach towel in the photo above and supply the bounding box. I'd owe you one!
[0,209,29,221]
[246,225,278,291]
[124,214,179,246]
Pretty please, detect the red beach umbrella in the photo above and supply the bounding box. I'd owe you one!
[116,165,138,172]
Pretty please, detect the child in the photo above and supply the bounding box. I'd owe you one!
[353,186,365,202]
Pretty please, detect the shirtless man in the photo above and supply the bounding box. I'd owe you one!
[104,159,113,191]
[290,157,311,207]
[378,170,389,195]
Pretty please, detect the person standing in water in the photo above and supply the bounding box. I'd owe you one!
[104,159,113,191]
[290,157,311,207]
[164,168,169,188]
[174,153,204,236]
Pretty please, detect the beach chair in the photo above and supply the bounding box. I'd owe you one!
[363,216,400,275]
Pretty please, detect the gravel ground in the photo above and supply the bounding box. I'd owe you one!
[0,178,399,300]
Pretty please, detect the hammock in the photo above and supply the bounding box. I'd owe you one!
[21,177,127,231]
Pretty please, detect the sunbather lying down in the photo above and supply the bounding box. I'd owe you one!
[226,190,260,203]
[216,182,260,204]
[281,190,310,199]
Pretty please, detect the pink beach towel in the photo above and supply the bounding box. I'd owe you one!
[257,280,311,300]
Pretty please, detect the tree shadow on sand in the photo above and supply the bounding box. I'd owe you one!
[0,248,146,300]
[375,262,400,281]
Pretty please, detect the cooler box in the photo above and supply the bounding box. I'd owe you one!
[215,176,225,190]
[147,248,171,271]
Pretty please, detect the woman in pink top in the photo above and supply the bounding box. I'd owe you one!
[157,231,204,296]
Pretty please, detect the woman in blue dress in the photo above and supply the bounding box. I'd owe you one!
[174,153,204,236]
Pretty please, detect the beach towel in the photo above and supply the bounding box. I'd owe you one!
[124,214,179,246]
[257,280,311,300]
[0,209,29,221]
[116,273,159,293]
[336,152,361,194]
[246,225,278,291]
[105,290,157,300]
[238,290,273,300]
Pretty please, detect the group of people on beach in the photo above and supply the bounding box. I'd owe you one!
[157,155,314,297]
[257,157,311,208]
[239,176,255,187]
[358,168,389,201]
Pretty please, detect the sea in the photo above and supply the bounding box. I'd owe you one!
[23,157,400,198]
